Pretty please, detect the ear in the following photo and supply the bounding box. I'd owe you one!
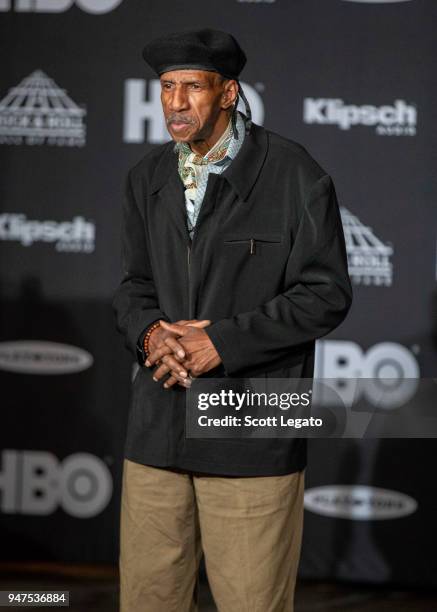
[221,79,238,110]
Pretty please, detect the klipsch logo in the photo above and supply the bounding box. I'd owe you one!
[340,207,393,286]
[0,450,112,517]
[123,79,265,144]
[0,213,95,252]
[303,98,416,136]
[0,70,86,146]
[0,0,123,13]
[304,486,418,520]
[0,341,93,374]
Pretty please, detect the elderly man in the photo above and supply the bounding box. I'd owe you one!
[113,28,352,612]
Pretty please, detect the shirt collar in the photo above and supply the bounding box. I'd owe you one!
[151,117,268,202]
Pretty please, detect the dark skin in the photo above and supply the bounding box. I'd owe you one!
[145,319,212,389]
[144,69,239,388]
[161,69,238,155]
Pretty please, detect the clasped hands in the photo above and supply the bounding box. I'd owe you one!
[144,319,221,389]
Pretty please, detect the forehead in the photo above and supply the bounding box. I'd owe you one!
[159,69,219,83]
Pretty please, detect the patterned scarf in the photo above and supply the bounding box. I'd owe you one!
[175,111,246,238]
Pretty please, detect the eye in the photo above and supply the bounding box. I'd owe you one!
[189,83,201,90]
[162,83,173,90]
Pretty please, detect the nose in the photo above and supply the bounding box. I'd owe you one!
[168,85,189,112]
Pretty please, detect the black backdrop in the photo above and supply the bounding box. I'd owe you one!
[1,0,436,586]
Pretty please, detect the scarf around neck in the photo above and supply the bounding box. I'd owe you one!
[174,111,246,237]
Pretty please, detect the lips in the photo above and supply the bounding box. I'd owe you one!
[170,121,191,133]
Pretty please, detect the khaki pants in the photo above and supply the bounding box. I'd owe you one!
[119,458,305,612]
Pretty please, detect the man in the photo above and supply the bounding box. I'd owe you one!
[113,28,352,612]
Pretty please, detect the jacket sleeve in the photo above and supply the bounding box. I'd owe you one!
[112,169,170,364]
[204,174,353,376]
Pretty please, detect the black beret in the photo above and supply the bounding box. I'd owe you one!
[142,28,247,80]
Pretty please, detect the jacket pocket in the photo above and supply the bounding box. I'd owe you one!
[223,233,283,254]
[223,232,283,244]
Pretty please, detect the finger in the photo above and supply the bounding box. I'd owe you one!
[164,336,187,360]
[178,378,192,388]
[163,374,178,389]
[146,344,173,367]
[160,319,211,337]
[159,320,188,335]
[161,354,188,379]
[186,319,211,328]
[179,319,211,327]
[164,374,191,389]
[152,362,171,381]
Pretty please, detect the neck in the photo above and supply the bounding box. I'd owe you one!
[188,111,232,156]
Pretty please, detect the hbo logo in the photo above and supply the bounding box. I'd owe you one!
[315,340,420,408]
[0,450,113,517]
[0,0,122,13]
[123,79,265,144]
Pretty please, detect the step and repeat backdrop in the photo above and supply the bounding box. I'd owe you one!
[1,0,436,586]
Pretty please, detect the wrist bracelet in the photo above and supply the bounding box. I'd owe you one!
[143,320,161,358]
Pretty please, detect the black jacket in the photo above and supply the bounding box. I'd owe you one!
[112,121,353,476]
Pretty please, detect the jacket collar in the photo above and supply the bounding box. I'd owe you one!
[150,121,269,202]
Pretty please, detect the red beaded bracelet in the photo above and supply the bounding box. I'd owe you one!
[143,320,161,358]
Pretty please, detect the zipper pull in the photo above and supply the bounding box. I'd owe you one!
[250,238,255,255]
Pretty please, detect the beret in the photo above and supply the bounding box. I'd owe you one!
[142,28,247,80]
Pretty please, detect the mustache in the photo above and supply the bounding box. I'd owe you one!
[166,113,195,125]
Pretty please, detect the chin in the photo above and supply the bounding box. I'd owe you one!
[173,131,198,143]
[171,134,192,142]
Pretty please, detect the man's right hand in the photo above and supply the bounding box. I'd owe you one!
[145,319,211,387]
